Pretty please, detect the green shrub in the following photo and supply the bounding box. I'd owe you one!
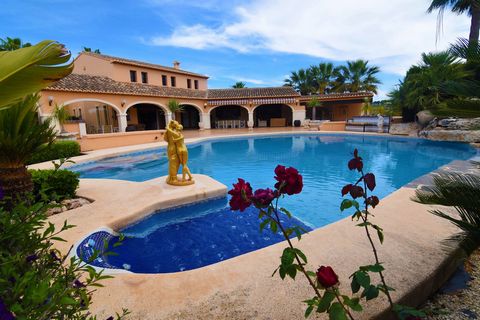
[0,199,128,319]
[27,141,81,165]
[30,169,80,201]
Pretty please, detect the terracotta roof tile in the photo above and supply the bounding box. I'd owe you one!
[300,92,374,101]
[80,52,209,78]
[207,87,300,99]
[47,74,208,99]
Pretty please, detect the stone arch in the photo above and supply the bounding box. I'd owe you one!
[252,104,294,127]
[178,103,203,129]
[62,98,122,134]
[125,102,168,131]
[209,105,249,129]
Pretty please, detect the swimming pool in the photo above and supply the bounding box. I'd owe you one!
[73,134,477,272]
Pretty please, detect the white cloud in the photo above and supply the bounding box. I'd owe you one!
[148,0,470,75]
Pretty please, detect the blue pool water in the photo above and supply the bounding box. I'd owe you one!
[73,134,477,272]
[77,198,312,273]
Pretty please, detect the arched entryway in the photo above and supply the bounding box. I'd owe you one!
[63,100,120,134]
[210,105,248,129]
[126,103,166,131]
[179,104,201,129]
[253,104,293,127]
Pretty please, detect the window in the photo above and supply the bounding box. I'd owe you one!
[141,72,148,84]
[162,75,167,86]
[129,70,137,82]
[171,76,176,87]
[187,79,192,89]
[194,80,199,90]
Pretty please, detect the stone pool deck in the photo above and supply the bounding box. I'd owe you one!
[38,132,480,320]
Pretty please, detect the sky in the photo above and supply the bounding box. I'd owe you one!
[0,0,472,100]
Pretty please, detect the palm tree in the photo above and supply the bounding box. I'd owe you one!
[232,81,246,88]
[309,62,337,94]
[167,99,183,120]
[0,94,56,199]
[414,169,480,251]
[0,37,31,51]
[82,47,101,54]
[52,104,70,134]
[427,0,480,45]
[284,68,314,95]
[0,40,73,110]
[333,60,381,94]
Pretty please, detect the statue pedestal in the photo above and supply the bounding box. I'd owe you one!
[166,175,195,186]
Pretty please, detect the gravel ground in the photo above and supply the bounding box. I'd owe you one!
[424,249,480,319]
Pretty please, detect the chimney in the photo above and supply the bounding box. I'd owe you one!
[173,61,180,69]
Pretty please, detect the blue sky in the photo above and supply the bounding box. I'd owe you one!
[0,0,471,100]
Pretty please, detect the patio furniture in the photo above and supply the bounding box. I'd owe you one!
[345,116,391,133]
[270,118,286,127]
[258,120,267,127]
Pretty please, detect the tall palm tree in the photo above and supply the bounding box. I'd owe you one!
[333,60,381,94]
[232,81,246,88]
[309,62,337,94]
[284,68,314,95]
[52,104,70,134]
[427,0,480,45]
[0,40,73,109]
[0,94,55,199]
[0,37,31,51]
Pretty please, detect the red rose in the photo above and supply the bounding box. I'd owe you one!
[252,188,277,208]
[274,165,303,195]
[316,266,339,288]
[366,196,379,208]
[228,178,253,212]
[348,149,363,172]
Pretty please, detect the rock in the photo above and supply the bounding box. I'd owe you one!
[438,117,480,130]
[420,130,480,143]
[389,122,420,136]
[47,206,64,216]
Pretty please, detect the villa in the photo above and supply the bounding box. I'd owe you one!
[38,52,372,150]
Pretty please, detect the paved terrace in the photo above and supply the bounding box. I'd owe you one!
[32,131,480,320]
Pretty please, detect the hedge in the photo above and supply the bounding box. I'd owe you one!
[27,141,81,165]
[30,169,80,201]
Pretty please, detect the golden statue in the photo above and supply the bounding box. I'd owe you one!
[164,120,194,186]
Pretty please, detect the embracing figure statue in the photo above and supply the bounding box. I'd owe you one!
[164,120,195,186]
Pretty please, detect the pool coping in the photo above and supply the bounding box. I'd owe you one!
[42,131,480,319]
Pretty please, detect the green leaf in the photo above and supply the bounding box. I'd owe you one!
[306,271,316,278]
[280,207,293,218]
[305,305,314,318]
[286,264,297,279]
[293,248,308,263]
[354,271,370,288]
[270,220,278,233]
[328,302,348,320]
[317,290,335,313]
[340,199,352,211]
[351,277,361,294]
[259,219,270,232]
[0,40,73,109]
[359,264,384,273]
[59,296,78,305]
[342,296,363,312]
[281,248,295,266]
[362,285,379,301]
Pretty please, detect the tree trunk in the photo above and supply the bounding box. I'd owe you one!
[470,6,480,44]
[0,165,33,202]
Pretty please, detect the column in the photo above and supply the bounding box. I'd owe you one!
[292,108,306,126]
[117,113,128,132]
[247,111,254,129]
[166,111,173,124]
[312,107,317,120]
[202,112,211,129]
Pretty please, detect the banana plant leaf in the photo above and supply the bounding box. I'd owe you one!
[0,40,73,109]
